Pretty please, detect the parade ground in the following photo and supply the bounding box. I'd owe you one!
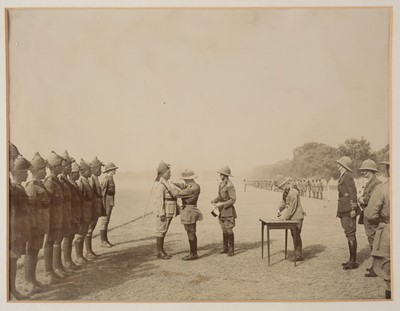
[15,180,386,302]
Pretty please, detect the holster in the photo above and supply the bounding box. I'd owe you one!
[358,210,364,225]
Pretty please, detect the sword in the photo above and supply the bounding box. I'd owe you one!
[141,181,156,223]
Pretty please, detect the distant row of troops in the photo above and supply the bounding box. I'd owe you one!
[8,143,118,300]
[245,178,325,200]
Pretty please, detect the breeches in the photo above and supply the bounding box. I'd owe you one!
[364,218,378,249]
[27,230,45,251]
[100,205,114,230]
[340,216,357,239]
[87,217,99,236]
[155,216,173,237]
[219,217,235,234]
[184,223,197,240]
[75,222,90,241]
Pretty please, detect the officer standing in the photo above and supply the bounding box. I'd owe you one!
[64,160,82,270]
[100,162,118,248]
[24,152,50,295]
[74,159,93,264]
[86,156,105,258]
[275,176,306,261]
[173,169,203,261]
[151,161,180,259]
[336,156,359,270]
[211,166,237,257]
[43,151,66,283]
[365,161,390,299]
[358,159,382,277]
[9,152,30,299]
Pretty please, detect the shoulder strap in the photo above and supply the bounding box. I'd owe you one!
[161,182,175,199]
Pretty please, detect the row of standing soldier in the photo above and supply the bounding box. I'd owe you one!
[9,143,118,300]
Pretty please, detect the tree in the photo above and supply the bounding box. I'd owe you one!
[337,137,372,176]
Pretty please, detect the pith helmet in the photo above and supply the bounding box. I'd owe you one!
[79,159,91,172]
[13,156,31,171]
[61,150,73,163]
[276,176,290,188]
[90,156,104,169]
[380,160,390,166]
[104,162,118,173]
[71,162,80,173]
[30,152,47,169]
[9,143,20,160]
[180,169,198,180]
[359,159,378,172]
[157,161,170,174]
[217,166,233,177]
[47,151,64,166]
[336,156,353,172]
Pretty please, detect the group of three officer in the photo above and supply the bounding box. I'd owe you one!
[151,162,237,260]
[8,143,118,299]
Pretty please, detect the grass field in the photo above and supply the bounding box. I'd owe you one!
[14,180,386,301]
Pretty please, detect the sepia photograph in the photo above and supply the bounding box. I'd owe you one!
[1,0,399,309]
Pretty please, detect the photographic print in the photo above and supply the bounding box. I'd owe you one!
[2,0,395,306]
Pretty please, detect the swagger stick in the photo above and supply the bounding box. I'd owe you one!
[141,181,156,223]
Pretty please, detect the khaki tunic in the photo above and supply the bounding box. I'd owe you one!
[25,179,51,235]
[68,178,82,226]
[90,175,103,219]
[59,176,72,230]
[77,176,93,223]
[213,179,237,219]
[9,180,30,243]
[44,176,64,229]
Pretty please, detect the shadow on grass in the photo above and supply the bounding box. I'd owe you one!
[267,243,327,267]
[356,245,372,266]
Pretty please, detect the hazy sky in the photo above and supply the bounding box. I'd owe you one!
[8,8,390,173]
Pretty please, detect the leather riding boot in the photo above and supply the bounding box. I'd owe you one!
[156,237,170,260]
[182,239,198,261]
[84,236,97,260]
[10,258,28,300]
[63,239,80,271]
[385,290,391,299]
[74,240,87,265]
[31,252,46,288]
[105,230,115,247]
[365,267,377,277]
[343,238,359,270]
[43,242,62,285]
[53,244,72,277]
[220,233,229,254]
[100,230,112,248]
[23,253,43,294]
[342,241,352,266]
[227,233,235,257]
[161,236,172,258]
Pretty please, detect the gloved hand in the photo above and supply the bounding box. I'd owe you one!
[277,210,282,217]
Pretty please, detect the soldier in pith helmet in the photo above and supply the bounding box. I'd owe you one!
[23,152,50,295]
[211,166,237,257]
[100,162,118,248]
[74,159,93,264]
[86,156,105,258]
[43,151,66,284]
[9,155,31,299]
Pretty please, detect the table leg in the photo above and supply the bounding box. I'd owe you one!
[261,222,264,259]
[267,227,270,266]
[285,229,288,259]
[293,227,297,267]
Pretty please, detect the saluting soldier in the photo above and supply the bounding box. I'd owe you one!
[100,162,118,248]
[86,156,105,258]
[43,151,66,283]
[74,159,93,264]
[151,161,180,260]
[173,169,203,261]
[211,166,237,257]
[358,159,382,277]
[63,159,82,270]
[9,152,30,299]
[275,176,306,261]
[336,156,360,270]
[365,161,391,299]
[23,152,50,295]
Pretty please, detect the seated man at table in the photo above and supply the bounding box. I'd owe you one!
[275,176,306,261]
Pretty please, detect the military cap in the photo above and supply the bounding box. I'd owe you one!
[13,156,31,171]
[61,150,73,163]
[79,159,91,171]
[90,156,104,169]
[9,142,20,160]
[157,161,170,174]
[104,162,118,173]
[217,165,233,177]
[71,162,80,173]
[30,152,47,169]
[336,156,352,172]
[47,151,64,166]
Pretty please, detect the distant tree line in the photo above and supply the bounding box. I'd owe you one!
[252,138,389,180]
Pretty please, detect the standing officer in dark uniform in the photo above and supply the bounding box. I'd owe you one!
[173,169,203,260]
[358,159,382,277]
[9,151,30,299]
[86,156,105,258]
[336,156,359,270]
[100,162,118,248]
[75,159,93,264]
[211,166,237,257]
[43,151,65,283]
[24,152,50,294]
[365,161,391,299]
